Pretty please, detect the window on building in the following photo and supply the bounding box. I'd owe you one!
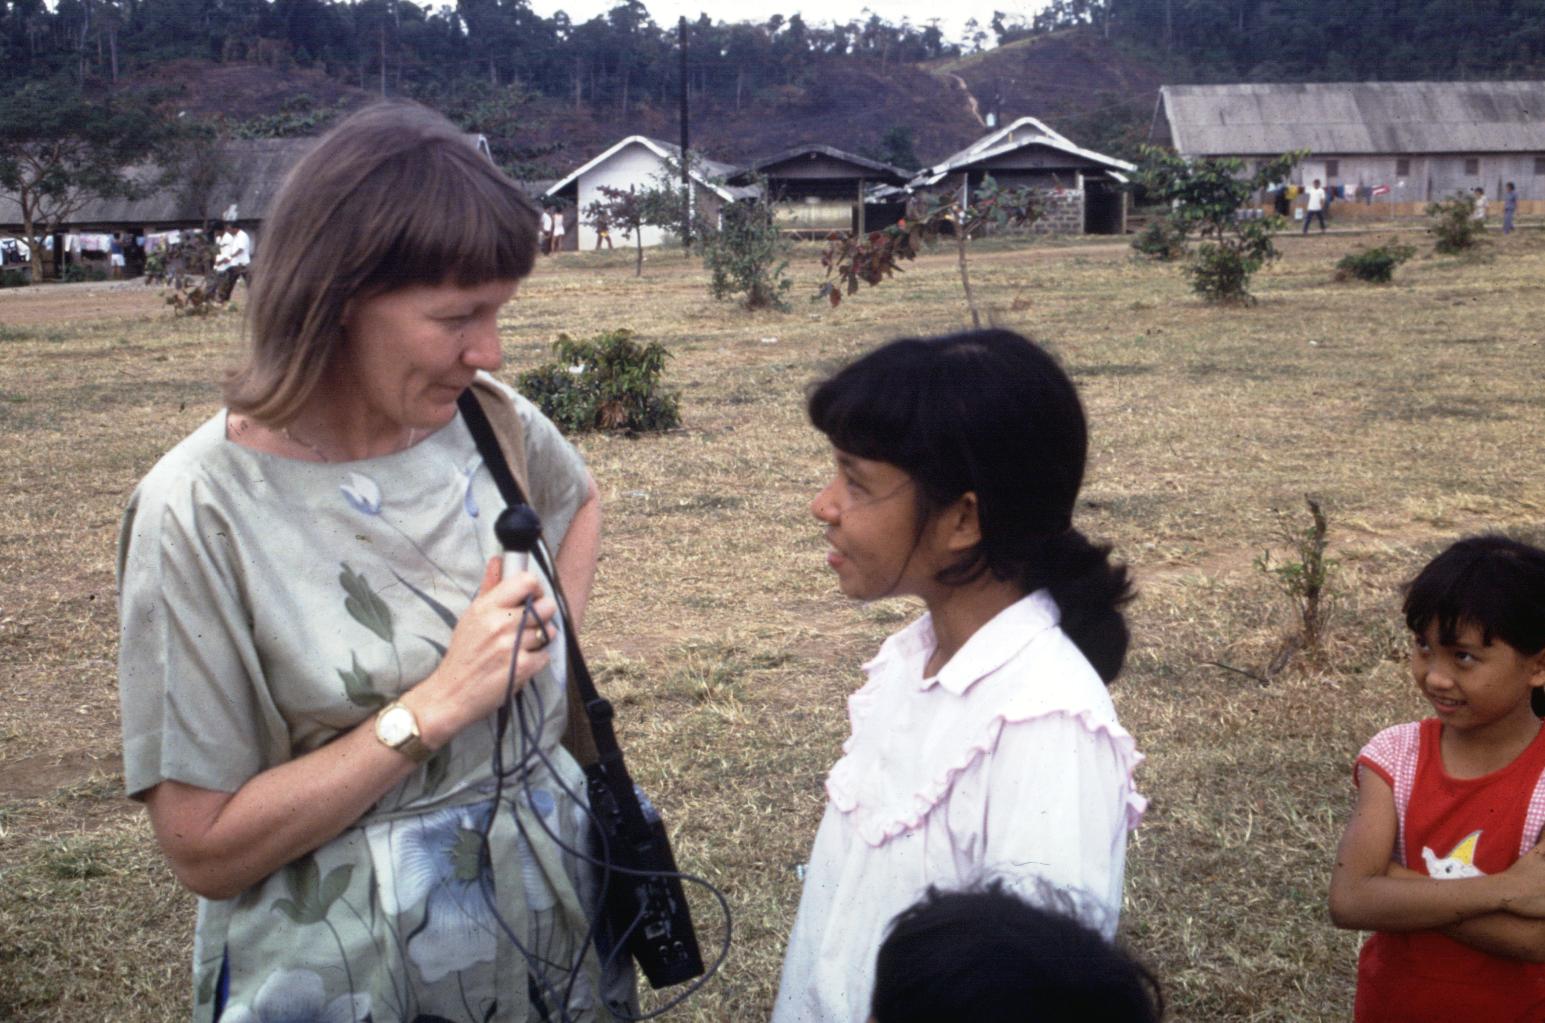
[1536,157,1545,175]
[1325,159,1340,178]
[1464,158,1480,175]
[1395,158,1411,177]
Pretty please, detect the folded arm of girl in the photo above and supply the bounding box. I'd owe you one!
[1330,770,1545,932]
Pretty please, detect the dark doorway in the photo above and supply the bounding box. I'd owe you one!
[1084,181,1126,235]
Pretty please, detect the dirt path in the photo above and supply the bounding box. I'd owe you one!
[944,72,987,128]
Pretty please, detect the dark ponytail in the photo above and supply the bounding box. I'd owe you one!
[1039,530,1132,684]
[808,329,1133,682]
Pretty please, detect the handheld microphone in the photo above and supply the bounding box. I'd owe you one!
[495,504,543,579]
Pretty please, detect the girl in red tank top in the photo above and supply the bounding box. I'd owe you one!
[1330,536,1545,1022]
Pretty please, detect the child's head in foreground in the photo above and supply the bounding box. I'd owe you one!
[870,883,1163,1023]
[806,328,1132,682]
[1404,534,1545,721]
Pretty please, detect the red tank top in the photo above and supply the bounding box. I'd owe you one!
[1355,718,1545,1022]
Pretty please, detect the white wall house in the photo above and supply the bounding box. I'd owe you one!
[544,136,748,250]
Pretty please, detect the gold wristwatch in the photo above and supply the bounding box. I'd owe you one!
[375,701,432,763]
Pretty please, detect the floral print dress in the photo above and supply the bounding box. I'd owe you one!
[117,384,628,1023]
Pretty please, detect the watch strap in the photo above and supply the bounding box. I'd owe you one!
[376,701,432,763]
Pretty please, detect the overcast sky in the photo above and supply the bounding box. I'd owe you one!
[527,0,1051,46]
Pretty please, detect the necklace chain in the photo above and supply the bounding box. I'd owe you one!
[282,424,418,463]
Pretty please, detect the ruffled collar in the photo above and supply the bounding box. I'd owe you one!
[827,590,1142,846]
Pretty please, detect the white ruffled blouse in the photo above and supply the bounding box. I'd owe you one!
[771,590,1146,1023]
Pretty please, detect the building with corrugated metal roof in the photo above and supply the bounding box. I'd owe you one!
[543,136,752,251]
[1159,81,1545,213]
[906,117,1136,234]
[725,145,913,237]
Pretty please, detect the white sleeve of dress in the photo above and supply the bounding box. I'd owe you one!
[966,712,1138,940]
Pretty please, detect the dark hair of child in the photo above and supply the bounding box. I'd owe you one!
[1404,534,1545,716]
[806,329,1133,682]
[871,883,1163,1023]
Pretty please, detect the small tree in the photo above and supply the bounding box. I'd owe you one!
[619,151,720,258]
[1426,191,1486,254]
[1255,496,1335,672]
[586,186,648,277]
[817,175,1040,327]
[1135,146,1304,304]
[700,182,792,311]
[0,82,169,280]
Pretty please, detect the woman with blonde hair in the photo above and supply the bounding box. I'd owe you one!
[117,102,625,1022]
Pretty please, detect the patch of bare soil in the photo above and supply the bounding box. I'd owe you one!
[0,750,121,801]
[0,280,171,329]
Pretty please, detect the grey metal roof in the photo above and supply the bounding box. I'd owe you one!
[730,144,913,183]
[1162,81,1545,156]
[544,136,747,202]
[911,116,1135,188]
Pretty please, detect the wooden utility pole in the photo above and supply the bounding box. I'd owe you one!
[679,16,691,254]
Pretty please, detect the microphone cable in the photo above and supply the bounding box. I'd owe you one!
[475,538,734,1022]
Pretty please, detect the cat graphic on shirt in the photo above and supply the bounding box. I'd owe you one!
[1422,830,1485,879]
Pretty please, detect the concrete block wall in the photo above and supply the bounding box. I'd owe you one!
[1029,189,1085,235]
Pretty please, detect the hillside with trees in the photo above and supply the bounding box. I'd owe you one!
[5,0,1544,186]
[1024,0,1545,81]
[0,0,1172,179]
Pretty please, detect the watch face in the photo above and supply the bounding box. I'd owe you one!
[378,705,416,746]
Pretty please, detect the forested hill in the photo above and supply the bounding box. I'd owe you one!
[4,0,1543,181]
[1027,0,1545,82]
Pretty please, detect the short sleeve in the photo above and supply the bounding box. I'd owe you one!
[116,470,289,798]
[1353,721,1422,865]
[1355,722,1420,792]
[968,713,1139,940]
[509,389,590,554]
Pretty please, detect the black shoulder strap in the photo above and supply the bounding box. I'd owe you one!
[457,388,624,776]
[458,389,528,507]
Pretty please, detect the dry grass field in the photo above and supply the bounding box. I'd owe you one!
[3,225,1544,1021]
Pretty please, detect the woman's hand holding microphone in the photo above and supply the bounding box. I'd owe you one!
[400,556,558,752]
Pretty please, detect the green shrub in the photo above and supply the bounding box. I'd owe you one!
[61,262,108,283]
[1426,192,1486,254]
[1182,222,1279,305]
[1136,146,1302,304]
[1335,240,1417,283]
[701,193,792,310]
[1130,215,1188,261]
[0,268,28,288]
[518,329,681,434]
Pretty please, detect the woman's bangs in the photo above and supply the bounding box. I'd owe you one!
[442,174,539,287]
[361,147,537,293]
[809,371,923,465]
